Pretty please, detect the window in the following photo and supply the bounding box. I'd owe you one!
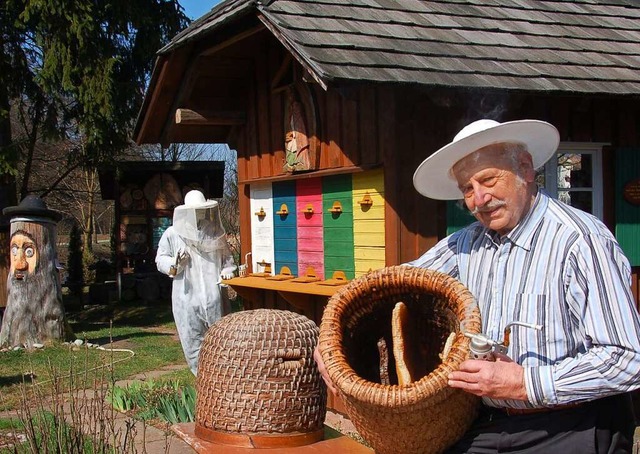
[536,143,605,220]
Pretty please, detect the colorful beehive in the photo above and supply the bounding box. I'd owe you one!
[272,181,298,276]
[296,178,324,280]
[248,169,385,281]
[352,169,385,277]
[250,183,274,274]
[322,175,355,279]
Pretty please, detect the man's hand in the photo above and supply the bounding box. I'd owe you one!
[169,249,190,277]
[314,345,338,395]
[220,272,235,280]
[177,249,190,267]
[447,353,528,401]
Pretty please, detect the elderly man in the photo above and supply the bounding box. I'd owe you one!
[156,190,236,375]
[316,119,640,453]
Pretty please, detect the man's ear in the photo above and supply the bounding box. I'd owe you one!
[519,152,536,183]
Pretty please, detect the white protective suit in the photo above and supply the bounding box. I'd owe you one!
[155,190,236,375]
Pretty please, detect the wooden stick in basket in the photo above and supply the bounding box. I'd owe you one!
[392,301,417,385]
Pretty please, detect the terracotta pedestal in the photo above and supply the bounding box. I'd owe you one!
[172,423,373,454]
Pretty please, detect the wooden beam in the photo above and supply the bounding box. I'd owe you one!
[137,48,190,145]
[135,57,168,144]
[198,25,265,57]
[271,54,293,93]
[257,13,328,91]
[160,48,199,147]
[175,108,246,126]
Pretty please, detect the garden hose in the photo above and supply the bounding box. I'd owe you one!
[31,343,136,387]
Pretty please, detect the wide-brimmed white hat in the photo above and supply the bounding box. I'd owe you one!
[180,190,216,209]
[413,119,560,200]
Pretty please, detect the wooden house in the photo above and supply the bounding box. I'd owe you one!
[134,0,640,326]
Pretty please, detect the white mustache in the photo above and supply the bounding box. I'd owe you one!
[470,200,507,215]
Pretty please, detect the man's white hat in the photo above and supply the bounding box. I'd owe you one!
[413,119,560,200]
[182,190,218,209]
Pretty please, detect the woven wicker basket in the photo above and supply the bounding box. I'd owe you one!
[319,265,481,454]
[195,309,327,448]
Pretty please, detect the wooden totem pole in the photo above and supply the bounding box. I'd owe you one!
[0,195,73,347]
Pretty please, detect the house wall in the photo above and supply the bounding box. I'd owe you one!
[221,33,640,311]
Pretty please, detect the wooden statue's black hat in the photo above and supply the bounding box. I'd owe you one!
[2,195,62,222]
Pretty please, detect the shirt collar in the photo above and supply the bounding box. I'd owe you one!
[483,190,548,251]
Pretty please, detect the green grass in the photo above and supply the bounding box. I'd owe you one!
[0,301,186,411]
[149,366,196,387]
[0,417,23,431]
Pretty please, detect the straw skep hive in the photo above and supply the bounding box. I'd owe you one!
[319,265,481,454]
[195,309,327,448]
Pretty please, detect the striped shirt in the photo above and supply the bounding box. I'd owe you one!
[409,190,640,409]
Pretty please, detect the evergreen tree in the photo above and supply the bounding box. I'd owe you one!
[0,0,190,196]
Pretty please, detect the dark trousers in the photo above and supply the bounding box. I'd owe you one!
[445,394,635,454]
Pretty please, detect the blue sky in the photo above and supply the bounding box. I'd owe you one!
[179,0,221,20]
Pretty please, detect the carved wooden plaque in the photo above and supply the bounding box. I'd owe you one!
[623,178,640,206]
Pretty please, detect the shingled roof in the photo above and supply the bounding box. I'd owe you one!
[162,0,640,95]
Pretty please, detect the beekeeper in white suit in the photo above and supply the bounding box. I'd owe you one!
[155,190,236,375]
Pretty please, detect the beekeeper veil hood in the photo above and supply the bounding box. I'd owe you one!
[172,190,225,252]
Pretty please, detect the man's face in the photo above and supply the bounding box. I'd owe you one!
[452,143,535,236]
[195,208,214,230]
[10,232,38,280]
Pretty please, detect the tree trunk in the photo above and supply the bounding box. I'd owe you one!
[0,220,73,347]
[18,103,43,201]
[83,168,96,253]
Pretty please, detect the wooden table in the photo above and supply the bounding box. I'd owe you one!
[223,276,344,314]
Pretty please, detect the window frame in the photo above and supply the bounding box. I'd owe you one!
[541,142,607,220]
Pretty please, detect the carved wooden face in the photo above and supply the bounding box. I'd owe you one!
[10,232,38,280]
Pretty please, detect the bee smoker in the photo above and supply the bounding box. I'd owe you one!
[464,321,543,361]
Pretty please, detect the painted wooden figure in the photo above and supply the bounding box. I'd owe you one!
[0,195,73,347]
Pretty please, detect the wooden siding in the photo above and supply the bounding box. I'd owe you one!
[228,40,640,309]
[322,174,355,279]
[615,148,640,267]
[352,169,385,277]
[272,180,298,276]
[232,33,387,184]
[296,178,324,279]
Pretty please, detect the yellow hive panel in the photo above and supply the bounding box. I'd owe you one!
[352,169,385,274]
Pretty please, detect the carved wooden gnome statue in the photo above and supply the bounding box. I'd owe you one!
[0,195,73,347]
